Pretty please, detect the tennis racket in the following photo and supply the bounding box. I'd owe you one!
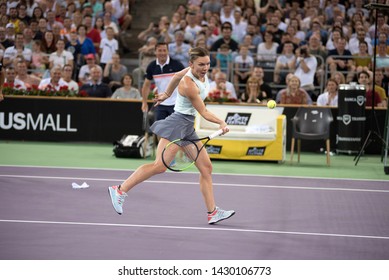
[162,128,226,172]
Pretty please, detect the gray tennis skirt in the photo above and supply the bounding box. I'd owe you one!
[150,112,199,141]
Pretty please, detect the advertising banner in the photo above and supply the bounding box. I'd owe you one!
[337,84,366,154]
[0,97,144,142]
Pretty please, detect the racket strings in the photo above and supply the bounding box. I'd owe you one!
[162,130,223,172]
[165,140,199,171]
[181,143,198,162]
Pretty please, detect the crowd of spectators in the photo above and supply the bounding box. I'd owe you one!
[0,0,388,108]
[0,0,138,100]
[133,0,388,108]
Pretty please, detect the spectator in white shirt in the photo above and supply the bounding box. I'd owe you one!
[78,53,103,84]
[38,66,69,91]
[231,10,247,43]
[257,31,279,63]
[49,38,74,69]
[184,11,202,42]
[291,43,318,100]
[316,78,339,106]
[99,26,118,69]
[60,64,79,93]
[233,45,254,94]
[111,0,132,32]
[220,2,235,24]
[3,32,32,67]
[209,70,237,99]
[349,28,372,55]
[325,29,349,51]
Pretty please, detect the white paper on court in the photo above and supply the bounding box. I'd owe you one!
[72,182,90,189]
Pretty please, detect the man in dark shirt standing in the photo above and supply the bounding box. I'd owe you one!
[80,66,112,97]
[141,42,184,121]
[210,22,239,53]
[210,22,239,67]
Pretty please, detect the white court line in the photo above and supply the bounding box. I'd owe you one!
[0,174,389,193]
[1,219,388,240]
[1,164,388,182]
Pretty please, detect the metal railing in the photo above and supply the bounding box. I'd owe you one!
[323,54,373,84]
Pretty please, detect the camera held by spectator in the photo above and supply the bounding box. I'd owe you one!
[299,45,309,58]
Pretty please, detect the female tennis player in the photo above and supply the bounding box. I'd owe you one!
[108,47,235,224]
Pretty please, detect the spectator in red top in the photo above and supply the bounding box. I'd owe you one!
[357,70,384,108]
[84,14,101,54]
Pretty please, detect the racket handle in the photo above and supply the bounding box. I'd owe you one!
[209,128,226,140]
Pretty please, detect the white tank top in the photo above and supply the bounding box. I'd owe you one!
[174,70,209,116]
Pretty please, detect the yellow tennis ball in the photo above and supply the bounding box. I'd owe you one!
[267,100,276,109]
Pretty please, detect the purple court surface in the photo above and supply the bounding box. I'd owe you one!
[0,166,388,260]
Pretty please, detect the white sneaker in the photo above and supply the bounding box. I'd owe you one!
[108,186,127,215]
[208,206,235,224]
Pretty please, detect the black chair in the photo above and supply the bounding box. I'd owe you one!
[290,107,333,166]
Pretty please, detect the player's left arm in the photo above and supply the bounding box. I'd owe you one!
[183,78,229,133]
[154,67,190,106]
[163,67,190,96]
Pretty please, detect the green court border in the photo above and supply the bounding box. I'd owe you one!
[0,141,388,180]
